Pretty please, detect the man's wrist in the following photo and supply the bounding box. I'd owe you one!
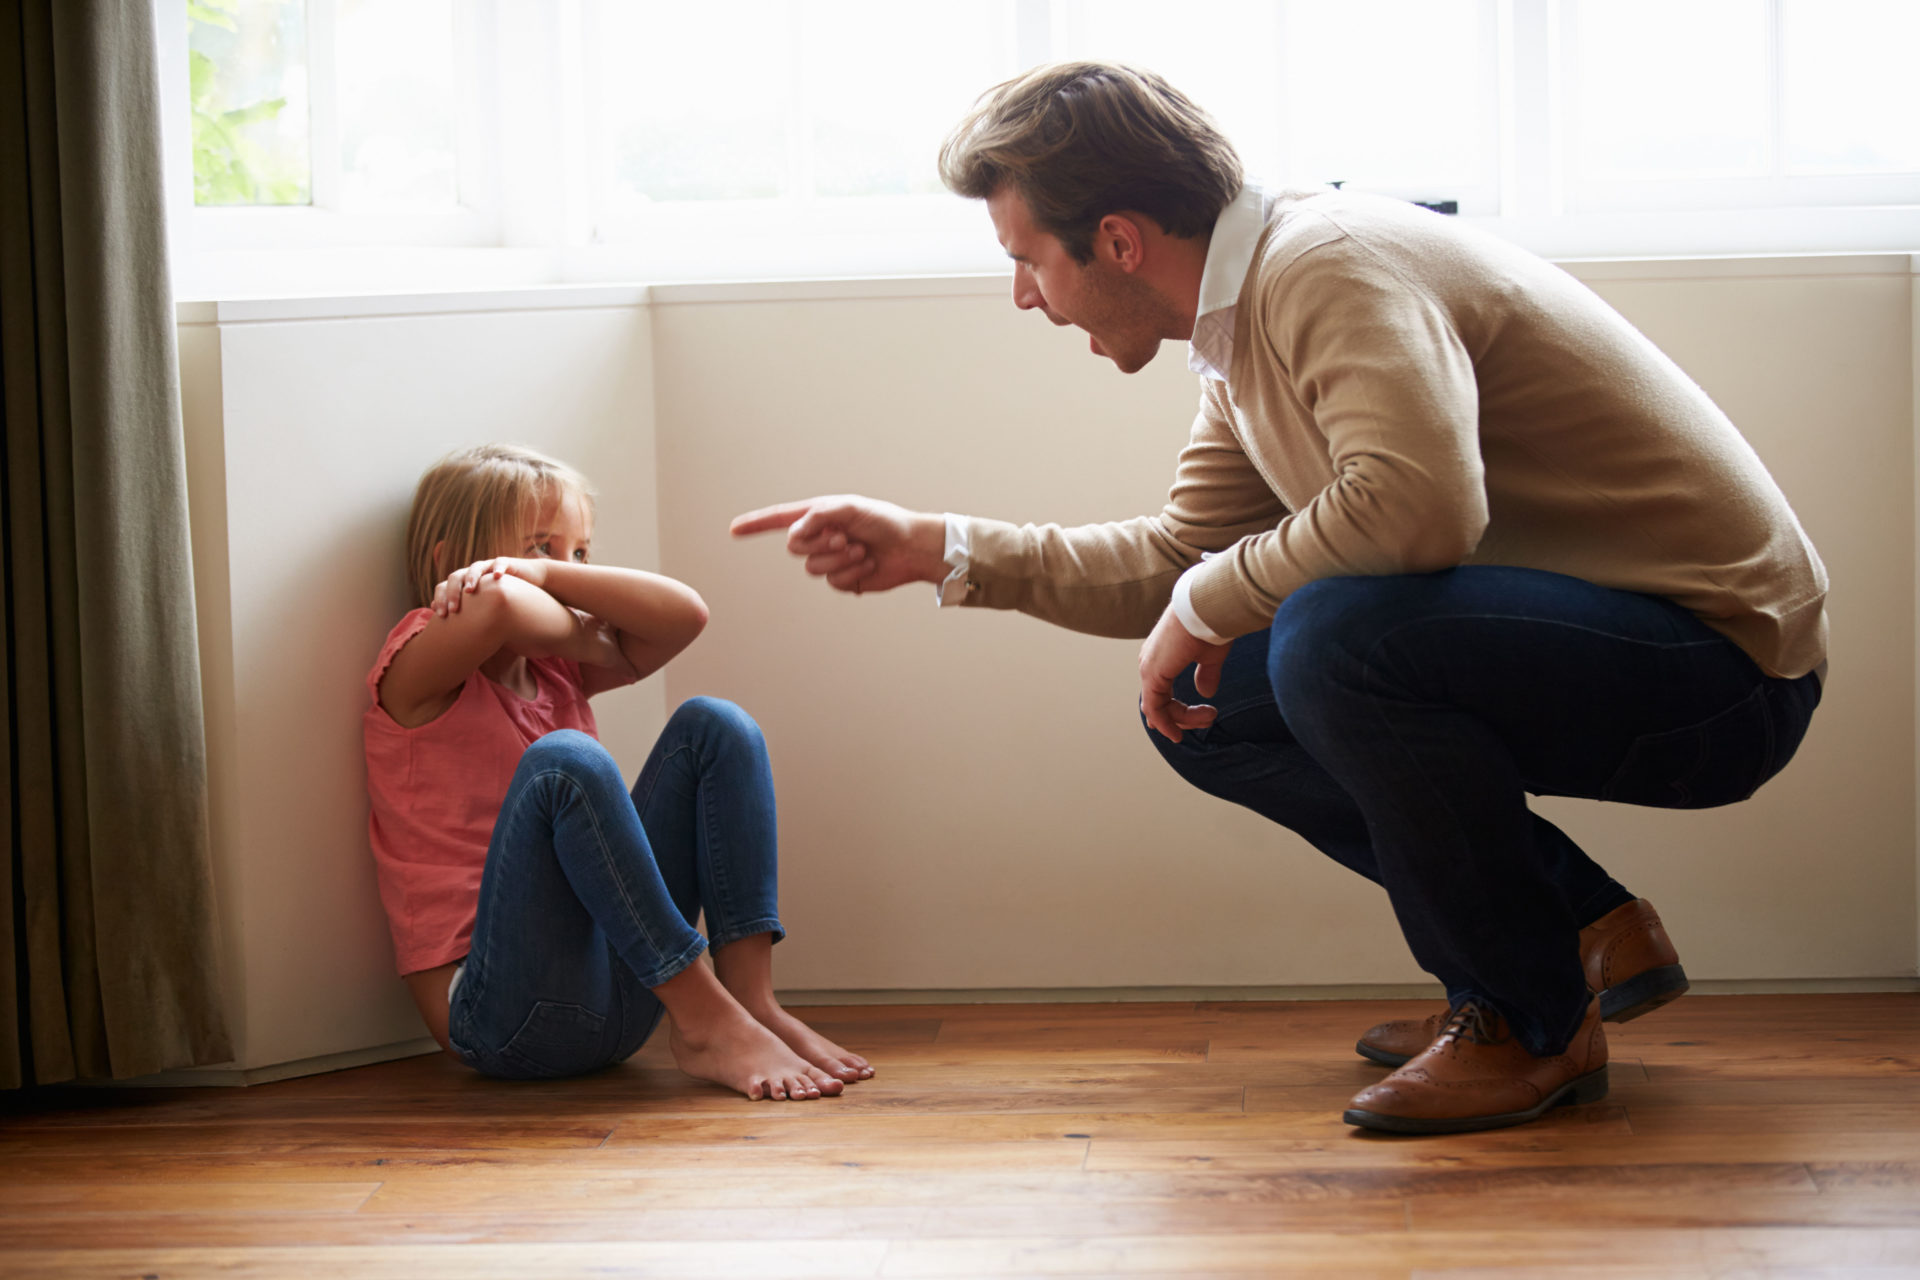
[1171,568,1232,645]
[913,511,952,584]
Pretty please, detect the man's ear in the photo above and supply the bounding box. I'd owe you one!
[1094,212,1148,273]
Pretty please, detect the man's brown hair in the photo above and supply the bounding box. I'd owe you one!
[939,61,1242,264]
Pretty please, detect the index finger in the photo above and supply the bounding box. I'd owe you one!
[730,500,819,537]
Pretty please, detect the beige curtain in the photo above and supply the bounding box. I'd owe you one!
[0,0,231,1086]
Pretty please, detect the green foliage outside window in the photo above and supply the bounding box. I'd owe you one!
[190,0,310,206]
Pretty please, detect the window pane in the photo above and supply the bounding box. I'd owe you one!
[336,0,459,208]
[1783,0,1920,175]
[189,0,311,205]
[1057,0,1284,183]
[1058,1,1492,195]
[599,2,791,206]
[1570,0,1770,181]
[804,1,1012,198]
[1282,0,1490,191]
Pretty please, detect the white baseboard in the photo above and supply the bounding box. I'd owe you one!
[778,976,1920,1006]
[77,1036,444,1088]
[68,978,1920,1086]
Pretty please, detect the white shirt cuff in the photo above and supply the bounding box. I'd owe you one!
[936,512,973,607]
[1171,566,1232,644]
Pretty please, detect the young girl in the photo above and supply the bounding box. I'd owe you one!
[363,444,870,1099]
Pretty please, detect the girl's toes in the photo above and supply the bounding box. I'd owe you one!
[809,1068,844,1095]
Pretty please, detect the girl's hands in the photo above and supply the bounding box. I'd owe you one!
[431,556,551,617]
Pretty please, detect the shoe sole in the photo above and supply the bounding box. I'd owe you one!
[1598,963,1690,1023]
[1342,1064,1611,1135]
[1353,964,1690,1069]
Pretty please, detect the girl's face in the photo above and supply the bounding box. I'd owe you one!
[517,488,593,564]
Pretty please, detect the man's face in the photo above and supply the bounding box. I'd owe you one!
[987,186,1170,374]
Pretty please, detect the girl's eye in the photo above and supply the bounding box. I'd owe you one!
[533,541,552,558]
[572,548,587,562]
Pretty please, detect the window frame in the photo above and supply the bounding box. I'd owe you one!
[159,0,503,254]
[156,0,1920,299]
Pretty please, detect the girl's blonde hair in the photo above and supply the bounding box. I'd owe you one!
[404,444,594,607]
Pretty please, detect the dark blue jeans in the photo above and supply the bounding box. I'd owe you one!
[1149,567,1820,1057]
[448,698,783,1080]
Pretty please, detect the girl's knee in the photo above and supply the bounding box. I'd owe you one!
[520,729,620,781]
[671,696,766,751]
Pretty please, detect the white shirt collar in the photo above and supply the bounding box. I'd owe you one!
[1187,182,1281,383]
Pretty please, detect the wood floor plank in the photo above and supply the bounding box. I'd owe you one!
[875,1228,1920,1276]
[0,1181,381,1215]
[0,1118,615,1154]
[1406,1190,1920,1230]
[0,1208,938,1249]
[5,993,1916,1277]
[0,1241,891,1279]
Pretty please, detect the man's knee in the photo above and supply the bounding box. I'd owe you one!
[1267,575,1425,713]
[1139,704,1218,791]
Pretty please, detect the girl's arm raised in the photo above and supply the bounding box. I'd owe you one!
[377,570,595,728]
[517,560,709,694]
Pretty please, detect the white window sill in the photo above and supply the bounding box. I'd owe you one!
[173,251,1920,325]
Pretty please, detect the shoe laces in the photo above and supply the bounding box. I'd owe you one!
[1439,1000,1510,1047]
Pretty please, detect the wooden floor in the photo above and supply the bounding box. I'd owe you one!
[3,993,1918,1278]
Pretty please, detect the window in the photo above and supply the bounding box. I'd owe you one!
[157,0,1920,294]
[1563,0,1920,212]
[168,0,493,250]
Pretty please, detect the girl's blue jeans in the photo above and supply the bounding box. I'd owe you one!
[1149,567,1821,1059]
[447,698,783,1080]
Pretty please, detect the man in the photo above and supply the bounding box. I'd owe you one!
[731,63,1827,1134]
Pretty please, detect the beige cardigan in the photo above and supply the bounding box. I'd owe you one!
[962,188,1829,680]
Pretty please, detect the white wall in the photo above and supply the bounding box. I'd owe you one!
[653,258,1918,993]
[177,255,1920,1073]
[180,290,663,1072]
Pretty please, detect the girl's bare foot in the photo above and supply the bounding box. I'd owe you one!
[711,932,874,1083]
[743,999,874,1083]
[654,962,842,1101]
[667,1009,842,1100]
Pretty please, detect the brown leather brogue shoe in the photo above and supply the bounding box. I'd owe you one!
[1581,897,1689,1022]
[1343,997,1609,1134]
[1354,898,1688,1068]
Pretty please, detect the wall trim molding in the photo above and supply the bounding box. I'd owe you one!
[173,252,1920,323]
[779,977,1920,1007]
[72,1037,443,1089]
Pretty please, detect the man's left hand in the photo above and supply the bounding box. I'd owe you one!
[1140,604,1231,743]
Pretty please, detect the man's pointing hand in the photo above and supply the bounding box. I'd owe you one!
[730,495,949,595]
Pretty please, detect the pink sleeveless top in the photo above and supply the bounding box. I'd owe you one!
[362,609,599,974]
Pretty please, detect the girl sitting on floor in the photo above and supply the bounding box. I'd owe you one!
[363,443,869,1098]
